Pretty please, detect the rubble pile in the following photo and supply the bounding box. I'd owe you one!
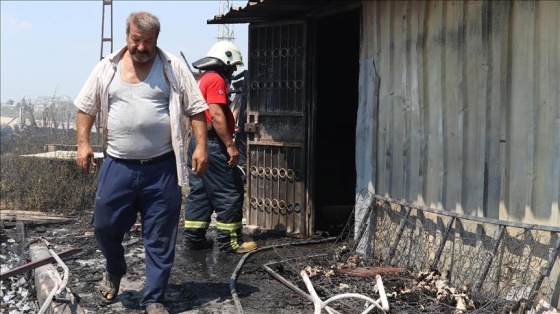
[409,270,475,312]
[0,229,38,314]
[268,245,528,313]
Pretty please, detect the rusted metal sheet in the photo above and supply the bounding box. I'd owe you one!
[246,21,308,237]
[0,247,81,280]
[337,266,408,278]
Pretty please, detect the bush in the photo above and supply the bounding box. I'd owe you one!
[0,126,101,212]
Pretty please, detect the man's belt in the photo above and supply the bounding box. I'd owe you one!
[107,151,175,165]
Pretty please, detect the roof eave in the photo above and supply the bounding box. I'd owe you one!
[207,0,353,25]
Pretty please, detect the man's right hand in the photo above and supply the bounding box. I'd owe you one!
[77,144,96,174]
[76,110,97,174]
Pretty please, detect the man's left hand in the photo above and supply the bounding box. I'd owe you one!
[226,145,239,167]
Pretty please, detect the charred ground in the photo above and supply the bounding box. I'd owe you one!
[1,209,523,314]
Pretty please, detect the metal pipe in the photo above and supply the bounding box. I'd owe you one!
[322,275,389,314]
[375,274,389,310]
[300,270,388,314]
[352,203,373,251]
[527,236,560,308]
[0,248,81,280]
[430,216,456,270]
[229,237,337,314]
[373,195,560,232]
[299,269,324,314]
[46,270,71,304]
[473,225,506,292]
[324,293,385,314]
[262,263,341,314]
[39,237,70,299]
[179,51,196,73]
[388,206,412,264]
[37,282,59,314]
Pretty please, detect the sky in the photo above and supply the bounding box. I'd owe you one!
[0,0,248,104]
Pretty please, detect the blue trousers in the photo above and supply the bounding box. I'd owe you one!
[184,135,245,251]
[92,156,181,307]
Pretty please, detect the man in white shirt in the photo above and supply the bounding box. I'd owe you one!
[74,11,208,314]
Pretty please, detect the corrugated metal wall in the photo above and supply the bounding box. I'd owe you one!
[357,0,559,226]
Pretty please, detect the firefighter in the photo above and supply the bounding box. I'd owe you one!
[183,41,257,254]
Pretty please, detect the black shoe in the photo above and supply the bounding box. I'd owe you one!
[182,238,214,251]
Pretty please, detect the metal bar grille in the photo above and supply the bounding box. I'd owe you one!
[248,145,304,235]
[249,23,305,114]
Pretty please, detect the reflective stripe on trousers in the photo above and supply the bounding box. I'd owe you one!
[184,136,244,250]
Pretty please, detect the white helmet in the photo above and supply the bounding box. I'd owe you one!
[206,41,244,67]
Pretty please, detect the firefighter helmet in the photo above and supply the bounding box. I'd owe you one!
[206,40,244,67]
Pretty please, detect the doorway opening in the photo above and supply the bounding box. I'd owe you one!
[313,7,361,236]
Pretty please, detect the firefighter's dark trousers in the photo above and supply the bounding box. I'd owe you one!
[184,135,245,251]
[92,155,181,307]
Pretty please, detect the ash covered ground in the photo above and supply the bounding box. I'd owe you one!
[1,212,328,314]
[1,210,525,314]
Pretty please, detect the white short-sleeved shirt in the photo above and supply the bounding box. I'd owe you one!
[74,46,208,186]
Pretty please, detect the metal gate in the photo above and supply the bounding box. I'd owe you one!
[245,21,308,237]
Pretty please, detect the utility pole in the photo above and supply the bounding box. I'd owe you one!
[96,0,113,137]
[217,0,235,42]
[100,0,113,60]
